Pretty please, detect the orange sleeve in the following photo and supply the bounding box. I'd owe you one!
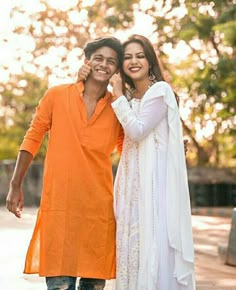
[116,124,124,154]
[20,89,53,157]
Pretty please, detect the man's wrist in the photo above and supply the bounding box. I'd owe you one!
[10,177,22,188]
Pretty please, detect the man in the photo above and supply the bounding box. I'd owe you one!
[6,37,124,290]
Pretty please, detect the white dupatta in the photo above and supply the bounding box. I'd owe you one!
[138,82,195,289]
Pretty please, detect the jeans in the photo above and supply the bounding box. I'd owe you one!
[46,276,106,290]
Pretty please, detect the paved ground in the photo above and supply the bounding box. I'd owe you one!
[0,206,236,290]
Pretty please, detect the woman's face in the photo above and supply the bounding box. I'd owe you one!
[122,42,149,82]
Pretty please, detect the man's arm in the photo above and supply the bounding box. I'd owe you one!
[6,150,33,218]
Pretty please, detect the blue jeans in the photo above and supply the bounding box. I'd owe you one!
[46,276,106,290]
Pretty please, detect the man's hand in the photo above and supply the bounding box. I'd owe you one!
[6,150,33,218]
[6,184,24,218]
[77,61,91,82]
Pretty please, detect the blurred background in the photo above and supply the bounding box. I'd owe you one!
[1,1,236,289]
[0,0,236,207]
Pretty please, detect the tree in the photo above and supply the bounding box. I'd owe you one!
[0,74,48,160]
[0,0,138,160]
[5,0,139,84]
[146,0,236,166]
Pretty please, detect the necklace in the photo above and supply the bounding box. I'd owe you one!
[128,81,156,99]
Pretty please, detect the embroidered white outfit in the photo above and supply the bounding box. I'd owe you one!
[112,81,195,290]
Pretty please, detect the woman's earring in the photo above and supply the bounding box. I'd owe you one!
[149,71,156,82]
[149,71,156,87]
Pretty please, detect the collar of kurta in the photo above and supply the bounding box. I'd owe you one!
[76,81,112,102]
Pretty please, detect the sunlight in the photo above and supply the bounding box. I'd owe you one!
[47,0,78,11]
[47,0,96,10]
[139,0,154,10]
[0,0,192,85]
[82,0,96,6]
[163,41,192,63]
[68,10,88,25]
[0,1,11,33]
[115,11,156,42]
[11,0,46,13]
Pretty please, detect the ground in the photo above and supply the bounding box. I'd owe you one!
[0,207,236,290]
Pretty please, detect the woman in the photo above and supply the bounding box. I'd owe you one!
[78,34,195,290]
[110,34,195,290]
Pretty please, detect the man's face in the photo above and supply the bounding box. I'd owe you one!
[86,46,119,83]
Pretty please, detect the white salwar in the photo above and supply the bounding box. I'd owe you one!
[112,81,195,290]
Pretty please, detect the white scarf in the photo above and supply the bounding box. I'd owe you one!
[138,82,195,289]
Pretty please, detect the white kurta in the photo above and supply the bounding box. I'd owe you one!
[112,81,195,290]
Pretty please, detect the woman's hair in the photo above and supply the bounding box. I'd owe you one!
[121,34,165,90]
[83,36,123,69]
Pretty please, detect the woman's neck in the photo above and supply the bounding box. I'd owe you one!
[133,79,151,99]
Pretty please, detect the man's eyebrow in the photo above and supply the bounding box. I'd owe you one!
[93,54,118,62]
[93,54,103,57]
[109,57,118,62]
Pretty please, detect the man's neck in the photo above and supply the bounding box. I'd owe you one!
[83,78,108,101]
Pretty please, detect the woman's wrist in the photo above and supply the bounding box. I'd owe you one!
[112,94,126,103]
[112,93,123,102]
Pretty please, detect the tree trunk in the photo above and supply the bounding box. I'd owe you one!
[181,119,210,165]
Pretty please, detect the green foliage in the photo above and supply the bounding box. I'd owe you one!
[214,21,236,46]
[150,0,236,166]
[0,74,48,160]
[85,0,139,30]
[0,0,140,162]
[178,22,198,41]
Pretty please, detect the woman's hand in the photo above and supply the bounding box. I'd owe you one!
[110,73,123,101]
[77,61,91,82]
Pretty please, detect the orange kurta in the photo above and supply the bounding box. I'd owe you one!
[21,82,123,278]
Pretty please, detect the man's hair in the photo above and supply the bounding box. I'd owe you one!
[83,37,123,69]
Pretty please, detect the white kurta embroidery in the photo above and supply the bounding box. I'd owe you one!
[114,99,141,290]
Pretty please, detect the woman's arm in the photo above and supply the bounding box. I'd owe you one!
[112,95,167,142]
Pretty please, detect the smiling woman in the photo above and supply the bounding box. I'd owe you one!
[109,34,196,290]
